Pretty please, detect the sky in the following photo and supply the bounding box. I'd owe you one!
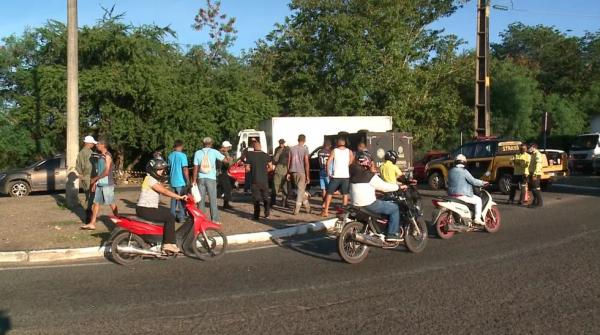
[0,0,599,54]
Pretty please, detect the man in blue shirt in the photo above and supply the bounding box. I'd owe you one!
[447,154,488,225]
[192,137,230,224]
[168,140,189,222]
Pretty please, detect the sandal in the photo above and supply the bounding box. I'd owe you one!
[80,225,96,230]
[162,244,180,254]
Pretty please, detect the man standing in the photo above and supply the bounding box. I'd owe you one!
[322,137,354,217]
[272,139,290,207]
[528,143,544,208]
[217,140,234,210]
[246,141,273,220]
[81,138,118,230]
[509,143,530,205]
[287,134,311,215]
[317,140,332,200]
[168,140,189,222]
[76,135,96,224]
[193,137,229,223]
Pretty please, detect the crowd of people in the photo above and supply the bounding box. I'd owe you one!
[73,133,545,252]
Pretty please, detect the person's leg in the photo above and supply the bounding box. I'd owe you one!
[530,176,543,207]
[206,178,220,222]
[103,186,118,216]
[251,184,261,220]
[84,188,104,228]
[244,171,252,194]
[365,200,400,238]
[322,178,340,216]
[80,179,91,223]
[262,184,271,217]
[170,187,178,218]
[341,178,350,206]
[457,195,483,223]
[198,178,208,213]
[293,173,307,214]
[509,175,518,203]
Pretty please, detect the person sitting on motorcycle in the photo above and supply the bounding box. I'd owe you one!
[350,152,407,242]
[380,150,403,183]
[447,154,488,225]
[137,158,188,254]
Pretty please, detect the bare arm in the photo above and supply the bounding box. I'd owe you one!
[192,165,199,184]
[183,167,189,184]
[304,154,310,182]
[326,150,335,177]
[151,183,186,200]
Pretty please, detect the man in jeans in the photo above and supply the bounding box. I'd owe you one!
[287,134,311,215]
[272,139,290,207]
[76,135,97,224]
[192,137,229,224]
[168,140,189,222]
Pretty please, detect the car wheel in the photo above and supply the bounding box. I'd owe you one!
[9,180,31,197]
[428,172,444,190]
[498,174,512,195]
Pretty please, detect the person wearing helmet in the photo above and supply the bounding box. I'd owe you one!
[447,154,488,225]
[350,152,407,242]
[136,158,188,254]
[380,150,404,183]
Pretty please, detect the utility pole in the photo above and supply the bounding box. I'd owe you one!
[474,0,491,137]
[65,0,79,207]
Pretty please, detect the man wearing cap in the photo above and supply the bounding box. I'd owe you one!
[76,135,97,224]
[217,140,234,210]
[272,139,290,207]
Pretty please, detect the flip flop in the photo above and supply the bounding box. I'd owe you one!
[80,225,96,231]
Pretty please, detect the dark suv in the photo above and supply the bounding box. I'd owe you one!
[0,155,67,197]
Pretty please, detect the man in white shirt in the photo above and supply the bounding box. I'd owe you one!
[350,152,406,242]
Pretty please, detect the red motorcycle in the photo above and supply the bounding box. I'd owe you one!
[108,195,227,265]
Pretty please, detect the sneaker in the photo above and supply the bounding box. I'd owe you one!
[385,234,402,242]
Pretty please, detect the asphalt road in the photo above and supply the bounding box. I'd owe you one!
[1,190,599,334]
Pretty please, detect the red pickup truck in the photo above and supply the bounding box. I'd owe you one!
[413,151,448,182]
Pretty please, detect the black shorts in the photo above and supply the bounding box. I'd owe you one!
[327,178,350,195]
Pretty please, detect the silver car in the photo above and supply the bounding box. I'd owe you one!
[0,155,67,197]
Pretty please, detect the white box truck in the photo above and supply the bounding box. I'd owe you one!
[235,116,393,158]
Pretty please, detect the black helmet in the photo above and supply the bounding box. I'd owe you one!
[384,150,399,164]
[356,151,372,168]
[146,158,169,182]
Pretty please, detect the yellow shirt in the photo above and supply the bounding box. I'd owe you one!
[529,150,543,176]
[380,160,403,183]
[513,152,531,176]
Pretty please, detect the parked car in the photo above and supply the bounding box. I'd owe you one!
[425,139,568,194]
[569,133,600,173]
[413,151,448,182]
[0,155,67,197]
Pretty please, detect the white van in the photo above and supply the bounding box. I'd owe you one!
[569,133,600,172]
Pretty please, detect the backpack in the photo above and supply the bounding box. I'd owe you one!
[200,149,213,174]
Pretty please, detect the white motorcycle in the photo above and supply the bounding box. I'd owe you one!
[431,185,501,239]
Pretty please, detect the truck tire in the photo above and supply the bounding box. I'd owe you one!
[498,174,512,195]
[427,172,444,190]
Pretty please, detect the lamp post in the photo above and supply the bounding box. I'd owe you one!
[65,0,79,207]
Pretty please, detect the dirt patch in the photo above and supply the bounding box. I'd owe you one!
[0,186,334,252]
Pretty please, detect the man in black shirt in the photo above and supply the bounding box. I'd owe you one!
[246,141,273,220]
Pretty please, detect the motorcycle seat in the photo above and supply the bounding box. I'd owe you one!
[124,216,164,226]
[445,197,475,208]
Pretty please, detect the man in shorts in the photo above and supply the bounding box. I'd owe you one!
[321,137,354,217]
[81,138,118,230]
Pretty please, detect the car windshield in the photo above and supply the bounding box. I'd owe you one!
[571,135,599,150]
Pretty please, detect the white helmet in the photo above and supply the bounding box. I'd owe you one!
[455,154,467,165]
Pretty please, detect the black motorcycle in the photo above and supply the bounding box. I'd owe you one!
[334,185,428,264]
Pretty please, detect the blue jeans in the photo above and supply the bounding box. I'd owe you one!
[170,186,186,221]
[198,178,219,222]
[365,200,400,235]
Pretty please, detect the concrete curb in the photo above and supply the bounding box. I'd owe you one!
[0,218,338,264]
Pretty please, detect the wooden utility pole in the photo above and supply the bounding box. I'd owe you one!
[65,0,79,207]
[474,0,491,137]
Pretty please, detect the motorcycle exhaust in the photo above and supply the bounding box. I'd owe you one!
[116,245,163,256]
[352,233,384,248]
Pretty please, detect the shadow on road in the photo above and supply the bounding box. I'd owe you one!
[49,191,87,223]
[274,234,342,263]
[0,310,11,335]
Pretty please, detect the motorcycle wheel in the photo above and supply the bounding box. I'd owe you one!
[435,210,456,240]
[110,231,146,266]
[405,217,428,253]
[337,221,369,264]
[484,205,501,233]
[193,228,227,261]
